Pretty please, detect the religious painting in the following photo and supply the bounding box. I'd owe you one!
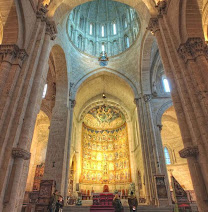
[80,105,131,185]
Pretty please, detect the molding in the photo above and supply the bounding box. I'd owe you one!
[12,148,31,160]
[179,146,199,158]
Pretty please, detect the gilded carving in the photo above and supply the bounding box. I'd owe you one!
[147,18,159,35]
[179,146,199,158]
[12,148,31,160]
[81,123,131,185]
[178,37,206,63]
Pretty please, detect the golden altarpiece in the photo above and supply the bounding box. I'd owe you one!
[76,105,132,195]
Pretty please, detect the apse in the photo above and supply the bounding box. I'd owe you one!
[67,0,140,57]
[80,104,131,193]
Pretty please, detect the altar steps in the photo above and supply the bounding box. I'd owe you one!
[63,206,173,212]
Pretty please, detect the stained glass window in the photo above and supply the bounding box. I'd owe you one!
[164,147,171,165]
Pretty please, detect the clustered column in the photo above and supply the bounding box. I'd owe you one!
[147,1,208,211]
[0,4,57,212]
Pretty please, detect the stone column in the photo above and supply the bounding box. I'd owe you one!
[147,1,208,210]
[64,99,76,200]
[155,124,172,205]
[134,96,157,205]
[0,45,19,93]
[2,19,57,212]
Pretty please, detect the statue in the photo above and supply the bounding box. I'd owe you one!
[98,51,109,67]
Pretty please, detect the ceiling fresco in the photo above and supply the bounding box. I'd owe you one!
[83,105,126,130]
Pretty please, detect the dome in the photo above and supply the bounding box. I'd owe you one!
[67,0,140,57]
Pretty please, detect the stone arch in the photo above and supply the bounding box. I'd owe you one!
[50,44,68,106]
[140,31,155,94]
[43,44,69,194]
[0,0,20,45]
[156,100,173,125]
[47,0,156,26]
[202,1,208,40]
[179,0,204,42]
[72,67,139,99]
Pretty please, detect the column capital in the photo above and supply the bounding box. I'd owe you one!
[36,4,48,21]
[134,97,142,107]
[12,148,31,160]
[69,99,76,109]
[155,0,168,17]
[46,21,57,40]
[157,124,163,131]
[178,37,206,63]
[0,44,19,60]
[147,18,160,35]
[179,146,199,158]
[17,49,28,62]
[143,94,152,102]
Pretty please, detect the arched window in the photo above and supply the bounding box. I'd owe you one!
[90,23,93,35]
[163,78,171,92]
[124,35,130,49]
[102,43,105,52]
[79,16,84,29]
[123,15,127,28]
[164,147,171,165]
[78,35,83,49]
[101,25,105,37]
[89,40,94,55]
[70,25,73,38]
[42,84,48,98]
[113,22,117,35]
[113,40,118,55]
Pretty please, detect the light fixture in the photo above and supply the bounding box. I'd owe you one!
[102,93,106,99]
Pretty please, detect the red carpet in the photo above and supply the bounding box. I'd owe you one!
[90,205,115,212]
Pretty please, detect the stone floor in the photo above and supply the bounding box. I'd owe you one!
[63,206,173,212]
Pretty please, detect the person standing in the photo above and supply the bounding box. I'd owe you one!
[48,190,59,212]
[113,194,124,212]
[55,195,64,212]
[128,191,138,212]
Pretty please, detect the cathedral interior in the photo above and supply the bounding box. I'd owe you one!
[0,0,208,212]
